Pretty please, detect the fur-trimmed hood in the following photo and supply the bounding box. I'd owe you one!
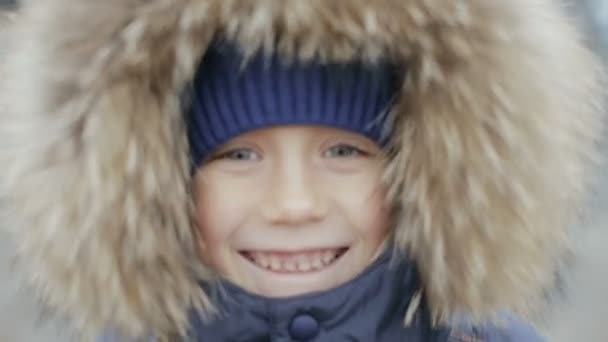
[0,0,604,340]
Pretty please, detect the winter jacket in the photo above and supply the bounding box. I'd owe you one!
[186,250,545,341]
[0,1,604,341]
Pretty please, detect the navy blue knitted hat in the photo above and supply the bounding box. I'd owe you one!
[188,44,400,166]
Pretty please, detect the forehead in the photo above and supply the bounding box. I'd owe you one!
[218,125,380,145]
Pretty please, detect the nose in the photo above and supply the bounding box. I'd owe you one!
[262,159,328,226]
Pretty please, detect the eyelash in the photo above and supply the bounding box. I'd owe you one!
[214,149,260,161]
[211,143,371,162]
[323,144,370,158]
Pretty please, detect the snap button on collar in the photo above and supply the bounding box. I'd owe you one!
[288,313,319,341]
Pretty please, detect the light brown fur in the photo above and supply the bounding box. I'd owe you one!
[0,0,604,340]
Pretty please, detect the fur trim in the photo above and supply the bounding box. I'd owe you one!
[0,0,604,340]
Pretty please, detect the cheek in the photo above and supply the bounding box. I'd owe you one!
[357,186,390,242]
[328,174,390,241]
[193,174,247,258]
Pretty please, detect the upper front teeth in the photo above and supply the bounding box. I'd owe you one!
[245,249,342,273]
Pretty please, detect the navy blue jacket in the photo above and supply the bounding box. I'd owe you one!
[190,252,545,342]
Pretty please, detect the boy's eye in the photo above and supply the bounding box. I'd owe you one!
[216,148,261,161]
[323,144,367,158]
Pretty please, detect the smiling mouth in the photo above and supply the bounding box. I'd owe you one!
[240,247,349,274]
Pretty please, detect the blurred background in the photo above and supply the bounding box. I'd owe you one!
[0,0,606,341]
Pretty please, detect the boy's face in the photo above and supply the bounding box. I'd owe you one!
[194,126,390,298]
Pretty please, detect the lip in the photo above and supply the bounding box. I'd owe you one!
[240,246,349,254]
[239,247,349,257]
[236,246,352,297]
[239,247,349,274]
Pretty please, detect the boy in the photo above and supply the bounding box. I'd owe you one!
[0,1,603,341]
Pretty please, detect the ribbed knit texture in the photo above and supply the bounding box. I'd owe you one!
[188,44,399,166]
